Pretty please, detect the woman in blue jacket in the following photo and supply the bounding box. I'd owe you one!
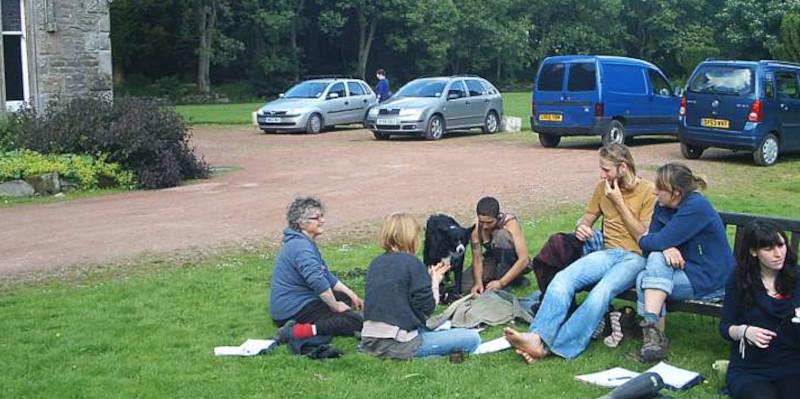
[634,162,735,362]
[719,220,799,399]
[270,197,363,341]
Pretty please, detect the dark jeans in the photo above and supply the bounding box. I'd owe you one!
[734,377,798,399]
[275,291,363,337]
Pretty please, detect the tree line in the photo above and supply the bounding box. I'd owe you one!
[110,0,800,97]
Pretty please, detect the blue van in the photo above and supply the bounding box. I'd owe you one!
[532,55,681,147]
[680,59,800,166]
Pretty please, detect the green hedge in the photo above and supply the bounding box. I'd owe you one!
[0,149,135,190]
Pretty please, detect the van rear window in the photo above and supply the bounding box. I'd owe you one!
[538,63,565,91]
[567,63,596,91]
[688,66,754,95]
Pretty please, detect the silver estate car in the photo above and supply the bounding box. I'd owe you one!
[256,78,378,134]
[365,76,503,140]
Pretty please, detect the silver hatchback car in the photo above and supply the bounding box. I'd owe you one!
[365,76,504,140]
[256,78,378,134]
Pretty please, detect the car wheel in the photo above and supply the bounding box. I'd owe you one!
[482,111,499,134]
[306,113,323,134]
[261,129,273,134]
[680,143,704,160]
[538,133,561,148]
[753,133,779,166]
[373,131,390,140]
[602,120,625,146]
[425,115,445,140]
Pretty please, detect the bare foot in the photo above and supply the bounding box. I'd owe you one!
[504,327,547,364]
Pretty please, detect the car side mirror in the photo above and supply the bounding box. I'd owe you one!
[278,93,285,98]
[447,92,461,100]
[327,92,339,100]
[674,87,684,97]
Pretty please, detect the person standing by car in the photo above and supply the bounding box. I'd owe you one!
[271,196,364,341]
[375,69,392,103]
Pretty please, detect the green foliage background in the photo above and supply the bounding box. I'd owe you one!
[111,0,800,98]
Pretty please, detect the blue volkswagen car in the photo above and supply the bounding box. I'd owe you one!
[532,55,681,147]
[680,59,800,166]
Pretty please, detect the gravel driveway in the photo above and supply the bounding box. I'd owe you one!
[0,126,717,279]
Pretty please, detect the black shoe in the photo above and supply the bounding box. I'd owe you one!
[275,320,296,344]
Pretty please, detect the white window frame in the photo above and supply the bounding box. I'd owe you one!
[3,0,29,111]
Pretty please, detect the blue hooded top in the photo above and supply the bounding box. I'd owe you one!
[269,228,338,321]
[639,192,735,297]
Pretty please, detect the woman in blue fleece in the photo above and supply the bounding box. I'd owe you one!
[270,197,363,341]
[634,162,735,362]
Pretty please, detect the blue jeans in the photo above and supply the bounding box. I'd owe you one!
[529,248,645,359]
[415,328,481,358]
[636,252,723,317]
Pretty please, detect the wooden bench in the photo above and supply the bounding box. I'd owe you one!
[617,212,800,317]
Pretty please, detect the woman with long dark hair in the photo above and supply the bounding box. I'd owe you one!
[719,220,800,399]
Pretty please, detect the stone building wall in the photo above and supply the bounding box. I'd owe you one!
[28,0,112,109]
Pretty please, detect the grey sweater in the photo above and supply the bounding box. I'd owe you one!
[364,252,435,331]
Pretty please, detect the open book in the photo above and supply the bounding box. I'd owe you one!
[576,362,702,390]
[214,339,277,357]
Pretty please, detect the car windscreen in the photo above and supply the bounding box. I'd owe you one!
[396,80,447,97]
[284,82,329,98]
[688,66,755,95]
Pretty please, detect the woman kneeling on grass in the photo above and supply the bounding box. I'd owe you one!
[361,213,481,359]
[633,162,735,362]
[720,220,800,399]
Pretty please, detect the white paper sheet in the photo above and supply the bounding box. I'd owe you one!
[214,339,276,357]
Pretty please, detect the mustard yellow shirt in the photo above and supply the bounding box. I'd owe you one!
[586,178,655,255]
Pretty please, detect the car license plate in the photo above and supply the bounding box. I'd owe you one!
[700,118,730,129]
[538,113,563,122]
[377,118,399,125]
[263,117,281,123]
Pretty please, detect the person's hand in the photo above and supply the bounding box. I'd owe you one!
[745,326,777,348]
[575,224,594,242]
[604,178,624,205]
[485,280,504,291]
[429,261,450,285]
[662,247,685,269]
[471,282,485,295]
[349,295,364,311]
[331,301,352,313]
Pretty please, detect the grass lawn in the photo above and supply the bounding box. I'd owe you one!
[175,93,534,128]
[176,102,264,125]
[3,159,799,398]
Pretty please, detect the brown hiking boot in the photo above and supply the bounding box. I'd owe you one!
[639,321,669,362]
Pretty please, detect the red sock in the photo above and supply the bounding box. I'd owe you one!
[292,323,316,339]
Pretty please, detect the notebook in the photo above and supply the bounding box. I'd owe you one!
[575,367,641,388]
[646,361,703,390]
[576,362,703,390]
[214,339,277,357]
